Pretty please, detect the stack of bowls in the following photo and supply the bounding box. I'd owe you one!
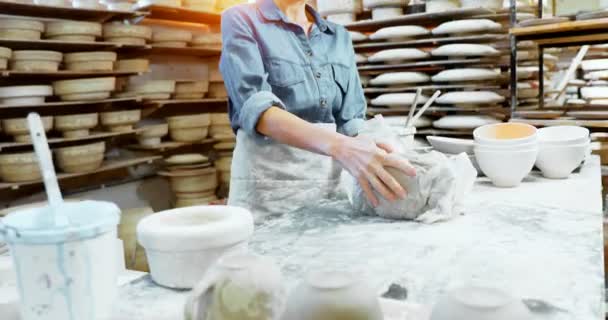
[473,123,538,188]
[159,154,218,208]
[535,126,590,179]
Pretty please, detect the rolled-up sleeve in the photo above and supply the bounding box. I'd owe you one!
[335,33,367,137]
[220,9,286,136]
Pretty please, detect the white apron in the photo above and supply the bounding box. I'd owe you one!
[227,123,345,222]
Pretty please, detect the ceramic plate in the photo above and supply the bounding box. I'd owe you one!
[426,136,474,154]
[164,153,208,165]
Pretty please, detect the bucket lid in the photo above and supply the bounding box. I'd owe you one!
[1,200,120,244]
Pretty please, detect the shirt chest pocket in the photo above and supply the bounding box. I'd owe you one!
[331,63,350,95]
[265,58,306,87]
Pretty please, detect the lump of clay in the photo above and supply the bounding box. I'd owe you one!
[350,116,477,223]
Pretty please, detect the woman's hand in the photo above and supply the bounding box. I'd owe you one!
[330,136,417,207]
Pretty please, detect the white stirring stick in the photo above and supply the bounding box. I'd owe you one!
[27,113,69,227]
[405,88,422,128]
[410,90,441,127]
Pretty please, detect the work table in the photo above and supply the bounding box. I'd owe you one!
[2,157,605,319]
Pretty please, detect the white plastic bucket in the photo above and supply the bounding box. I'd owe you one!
[0,200,120,320]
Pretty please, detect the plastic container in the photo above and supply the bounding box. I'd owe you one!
[0,200,120,320]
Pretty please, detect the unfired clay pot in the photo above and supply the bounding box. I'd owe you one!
[54,113,99,138]
[185,252,285,320]
[55,141,105,173]
[103,23,151,44]
[136,206,254,289]
[45,21,102,42]
[64,51,117,72]
[166,113,210,142]
[0,151,41,182]
[2,116,53,142]
[53,77,116,101]
[100,109,141,132]
[0,85,53,106]
[136,123,169,146]
[159,167,218,194]
[281,270,383,320]
[10,50,63,72]
[0,19,44,40]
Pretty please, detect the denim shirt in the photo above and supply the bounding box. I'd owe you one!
[219,0,366,137]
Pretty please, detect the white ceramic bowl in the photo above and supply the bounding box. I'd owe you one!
[427,136,474,154]
[431,286,532,320]
[473,140,538,152]
[536,142,590,179]
[474,123,537,146]
[537,126,590,146]
[474,147,538,187]
[136,205,254,289]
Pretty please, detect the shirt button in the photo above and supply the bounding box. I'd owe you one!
[320,98,327,107]
[315,72,322,79]
[307,51,313,57]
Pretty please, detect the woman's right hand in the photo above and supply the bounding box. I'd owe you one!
[330,136,417,207]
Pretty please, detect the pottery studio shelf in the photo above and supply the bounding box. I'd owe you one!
[144,98,227,107]
[0,39,146,52]
[345,8,495,32]
[135,4,221,25]
[363,83,505,94]
[0,129,142,152]
[510,18,608,47]
[509,118,608,128]
[0,155,161,191]
[366,106,507,116]
[144,46,221,57]
[357,57,503,74]
[127,138,217,152]
[0,97,141,111]
[0,70,146,80]
[353,34,508,53]
[0,0,145,22]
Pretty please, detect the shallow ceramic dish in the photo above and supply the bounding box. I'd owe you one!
[371,93,429,107]
[513,110,564,119]
[0,152,41,182]
[54,113,98,138]
[536,142,590,179]
[473,123,537,146]
[430,286,532,320]
[474,147,538,187]
[136,205,254,289]
[100,109,141,132]
[54,141,105,173]
[367,48,429,63]
[537,125,589,146]
[581,87,608,100]
[369,25,429,41]
[427,136,474,154]
[2,116,53,142]
[432,19,502,35]
[433,115,500,130]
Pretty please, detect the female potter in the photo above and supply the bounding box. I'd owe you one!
[221,0,416,220]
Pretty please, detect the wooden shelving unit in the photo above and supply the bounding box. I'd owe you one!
[127,138,217,152]
[0,155,161,191]
[134,4,221,25]
[357,57,503,74]
[353,34,507,53]
[0,129,142,151]
[0,97,140,110]
[0,0,145,21]
[1,69,146,80]
[145,46,221,57]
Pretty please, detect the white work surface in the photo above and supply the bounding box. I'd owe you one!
[114,156,605,320]
[2,157,605,320]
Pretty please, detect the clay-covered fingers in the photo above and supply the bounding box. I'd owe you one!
[374,165,407,199]
[358,176,378,207]
[376,142,395,153]
[365,168,397,202]
[383,153,416,177]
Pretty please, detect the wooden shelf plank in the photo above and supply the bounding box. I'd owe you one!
[0,155,161,191]
[143,98,227,107]
[0,38,126,51]
[127,138,217,151]
[510,117,608,127]
[363,83,504,94]
[0,97,140,110]
[1,70,145,80]
[145,45,220,57]
[510,18,608,37]
[367,106,507,114]
[345,8,494,32]
[0,0,145,22]
[354,34,507,53]
[136,4,221,25]
[357,57,503,73]
[0,129,142,151]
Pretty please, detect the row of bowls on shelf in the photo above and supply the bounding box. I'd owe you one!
[137,204,534,320]
[429,123,590,187]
